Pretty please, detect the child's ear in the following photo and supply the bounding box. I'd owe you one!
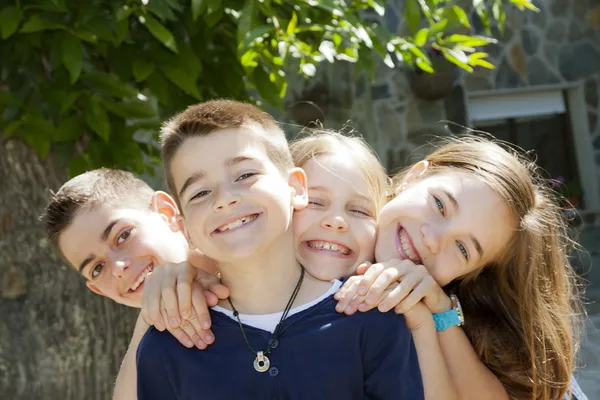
[176,215,196,250]
[288,167,308,211]
[151,191,180,232]
[395,160,429,195]
[86,281,105,296]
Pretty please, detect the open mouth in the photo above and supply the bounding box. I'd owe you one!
[396,227,422,264]
[128,264,154,293]
[213,213,261,234]
[305,240,352,256]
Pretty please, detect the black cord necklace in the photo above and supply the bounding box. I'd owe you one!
[227,265,305,373]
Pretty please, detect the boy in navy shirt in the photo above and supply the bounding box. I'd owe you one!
[136,100,424,399]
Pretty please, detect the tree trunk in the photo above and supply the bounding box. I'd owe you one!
[0,139,138,399]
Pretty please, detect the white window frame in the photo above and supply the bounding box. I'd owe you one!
[465,83,599,211]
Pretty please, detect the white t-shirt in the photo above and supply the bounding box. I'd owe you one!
[212,280,342,333]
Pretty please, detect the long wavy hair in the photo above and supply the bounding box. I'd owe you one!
[392,136,583,400]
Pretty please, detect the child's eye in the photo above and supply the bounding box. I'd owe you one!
[308,199,324,206]
[116,229,132,245]
[91,262,104,279]
[190,190,210,201]
[433,196,445,215]
[350,208,372,217]
[457,241,468,260]
[236,172,257,181]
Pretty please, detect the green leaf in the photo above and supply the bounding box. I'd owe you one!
[160,65,201,100]
[367,0,385,17]
[82,71,138,99]
[20,15,61,33]
[430,18,448,35]
[116,5,134,22]
[287,12,298,35]
[132,59,156,82]
[85,98,110,141]
[416,58,434,73]
[147,71,169,105]
[238,0,258,45]
[510,0,540,12]
[68,155,90,177]
[444,34,495,47]
[404,0,421,35]
[143,14,178,53]
[470,58,495,69]
[60,92,80,115]
[251,66,281,108]
[474,0,491,34]
[240,25,273,52]
[0,91,22,106]
[414,28,429,47]
[62,34,83,84]
[19,117,55,159]
[3,120,21,139]
[54,116,84,142]
[440,47,473,72]
[101,98,156,119]
[192,0,206,20]
[22,131,51,159]
[0,6,23,39]
[115,18,129,44]
[451,5,471,28]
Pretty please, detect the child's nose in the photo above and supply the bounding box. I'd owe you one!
[321,215,348,232]
[112,258,130,278]
[213,189,240,211]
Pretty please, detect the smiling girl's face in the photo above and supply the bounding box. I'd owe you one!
[293,154,378,281]
[375,162,515,286]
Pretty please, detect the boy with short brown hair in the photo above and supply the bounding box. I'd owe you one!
[136,100,424,399]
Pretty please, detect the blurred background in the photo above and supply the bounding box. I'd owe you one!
[1,0,599,398]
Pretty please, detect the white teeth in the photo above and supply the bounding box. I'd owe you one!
[399,229,420,263]
[217,214,258,232]
[130,265,153,291]
[307,240,351,255]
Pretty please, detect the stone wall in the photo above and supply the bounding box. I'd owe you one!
[283,0,600,174]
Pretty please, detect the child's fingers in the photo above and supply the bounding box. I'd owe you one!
[378,272,422,313]
[190,283,212,331]
[335,277,361,312]
[176,268,195,320]
[141,270,165,330]
[364,267,402,306]
[394,281,429,314]
[356,263,386,296]
[161,278,181,329]
[165,324,197,349]
[355,261,372,276]
[334,276,357,300]
[344,294,368,315]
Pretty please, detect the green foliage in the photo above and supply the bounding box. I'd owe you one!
[0,0,537,176]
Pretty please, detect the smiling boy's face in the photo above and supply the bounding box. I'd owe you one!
[171,127,307,265]
[58,193,190,307]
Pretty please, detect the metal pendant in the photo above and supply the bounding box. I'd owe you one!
[253,351,270,373]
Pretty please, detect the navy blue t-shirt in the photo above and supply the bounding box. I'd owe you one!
[137,294,424,400]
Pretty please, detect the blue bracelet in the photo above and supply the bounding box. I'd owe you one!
[432,294,464,332]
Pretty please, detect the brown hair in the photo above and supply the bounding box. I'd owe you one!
[290,129,389,216]
[392,136,583,400]
[41,168,155,256]
[160,100,293,206]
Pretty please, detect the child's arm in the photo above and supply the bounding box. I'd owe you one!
[404,303,458,400]
[113,312,150,400]
[141,259,229,349]
[336,260,509,400]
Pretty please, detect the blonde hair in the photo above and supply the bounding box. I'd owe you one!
[160,100,293,208]
[290,129,389,216]
[392,135,583,400]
